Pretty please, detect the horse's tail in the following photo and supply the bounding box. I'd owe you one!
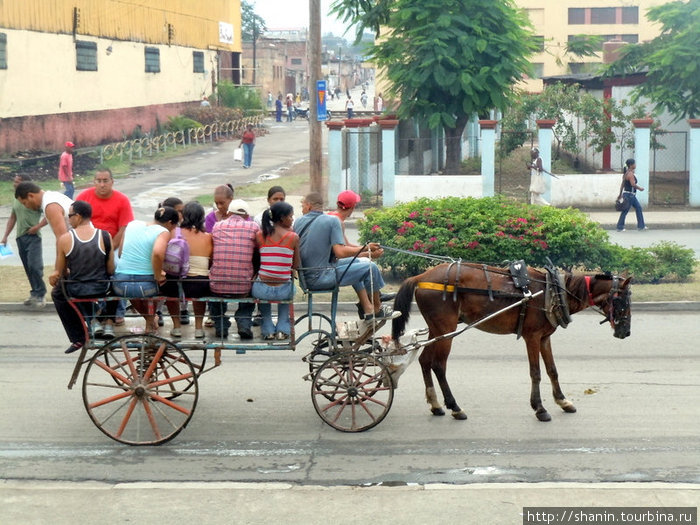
[392,275,420,340]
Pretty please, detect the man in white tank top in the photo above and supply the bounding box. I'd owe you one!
[15,181,73,240]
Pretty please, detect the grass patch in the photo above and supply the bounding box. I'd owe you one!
[192,159,316,204]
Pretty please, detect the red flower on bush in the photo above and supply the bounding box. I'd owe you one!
[371,225,381,233]
[467,241,480,249]
[408,211,419,219]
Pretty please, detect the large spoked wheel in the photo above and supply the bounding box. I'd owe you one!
[82,334,198,445]
[311,351,394,432]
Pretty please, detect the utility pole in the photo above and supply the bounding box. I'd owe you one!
[309,0,323,194]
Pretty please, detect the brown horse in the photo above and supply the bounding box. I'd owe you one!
[391,262,632,422]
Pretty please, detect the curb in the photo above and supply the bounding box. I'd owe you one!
[2,301,699,315]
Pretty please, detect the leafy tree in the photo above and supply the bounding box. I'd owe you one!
[606,0,700,120]
[241,0,266,42]
[331,0,537,172]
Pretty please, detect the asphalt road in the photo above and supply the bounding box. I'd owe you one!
[1,310,698,486]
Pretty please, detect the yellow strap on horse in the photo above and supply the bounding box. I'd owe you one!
[417,282,456,292]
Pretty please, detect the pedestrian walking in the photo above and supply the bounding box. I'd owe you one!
[345,96,354,119]
[275,95,283,122]
[238,124,256,169]
[616,158,647,232]
[58,141,75,199]
[526,147,549,206]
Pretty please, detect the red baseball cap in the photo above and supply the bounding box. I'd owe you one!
[65,141,75,148]
[337,190,361,209]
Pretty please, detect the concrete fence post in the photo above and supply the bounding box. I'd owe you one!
[479,120,497,197]
[536,119,556,204]
[326,120,345,206]
[378,119,399,207]
[632,118,653,207]
[688,119,700,207]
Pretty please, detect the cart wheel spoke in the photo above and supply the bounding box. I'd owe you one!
[82,334,198,445]
[311,351,393,432]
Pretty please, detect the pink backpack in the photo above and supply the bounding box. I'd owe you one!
[163,227,190,278]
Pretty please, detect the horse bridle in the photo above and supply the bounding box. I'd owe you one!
[585,275,630,328]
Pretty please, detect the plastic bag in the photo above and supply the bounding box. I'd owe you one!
[233,148,242,162]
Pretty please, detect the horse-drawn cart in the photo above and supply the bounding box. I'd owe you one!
[65,284,422,446]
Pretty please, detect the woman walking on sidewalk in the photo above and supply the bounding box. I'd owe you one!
[616,158,647,232]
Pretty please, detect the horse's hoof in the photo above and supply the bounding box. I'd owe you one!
[431,407,446,416]
[536,410,552,422]
[451,410,468,420]
[556,399,577,413]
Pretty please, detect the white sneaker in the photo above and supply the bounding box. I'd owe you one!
[91,319,104,336]
[102,324,115,339]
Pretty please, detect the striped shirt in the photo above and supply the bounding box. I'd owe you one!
[257,230,296,281]
[210,215,259,295]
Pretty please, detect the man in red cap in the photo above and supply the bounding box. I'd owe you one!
[58,141,75,199]
[328,189,362,246]
[329,189,395,316]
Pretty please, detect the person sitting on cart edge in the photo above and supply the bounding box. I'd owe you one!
[49,200,117,354]
[295,191,394,321]
[208,199,259,339]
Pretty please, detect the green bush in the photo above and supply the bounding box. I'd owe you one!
[358,196,611,276]
[182,106,243,126]
[605,241,697,284]
[165,115,202,133]
[215,82,263,113]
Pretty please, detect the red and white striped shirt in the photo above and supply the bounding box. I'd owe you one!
[257,230,296,282]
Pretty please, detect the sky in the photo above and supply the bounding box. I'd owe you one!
[252,0,353,38]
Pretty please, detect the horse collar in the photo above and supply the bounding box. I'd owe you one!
[584,276,596,307]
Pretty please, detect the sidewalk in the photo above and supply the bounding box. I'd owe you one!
[2,480,698,525]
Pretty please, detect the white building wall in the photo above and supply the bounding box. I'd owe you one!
[0,29,215,118]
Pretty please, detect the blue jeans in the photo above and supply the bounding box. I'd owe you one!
[112,273,159,297]
[63,182,75,199]
[16,234,46,299]
[251,279,294,337]
[242,143,254,168]
[287,108,293,122]
[616,193,645,230]
[336,257,385,294]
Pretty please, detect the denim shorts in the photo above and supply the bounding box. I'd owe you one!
[112,273,159,298]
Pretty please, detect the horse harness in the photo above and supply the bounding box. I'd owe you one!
[415,260,572,338]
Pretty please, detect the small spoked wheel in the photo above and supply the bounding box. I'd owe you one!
[311,351,394,432]
[82,334,198,445]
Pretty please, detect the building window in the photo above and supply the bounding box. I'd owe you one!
[622,7,639,24]
[534,36,545,52]
[0,33,6,70]
[590,7,616,24]
[145,46,160,73]
[569,62,602,75]
[532,63,544,78]
[193,51,204,73]
[290,58,302,65]
[568,8,585,24]
[76,40,97,71]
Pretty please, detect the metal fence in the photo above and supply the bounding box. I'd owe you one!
[100,115,264,163]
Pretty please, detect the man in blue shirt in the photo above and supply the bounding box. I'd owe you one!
[295,192,393,321]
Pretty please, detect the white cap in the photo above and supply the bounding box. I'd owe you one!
[228,199,250,216]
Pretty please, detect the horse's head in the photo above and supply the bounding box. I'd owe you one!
[588,275,632,339]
